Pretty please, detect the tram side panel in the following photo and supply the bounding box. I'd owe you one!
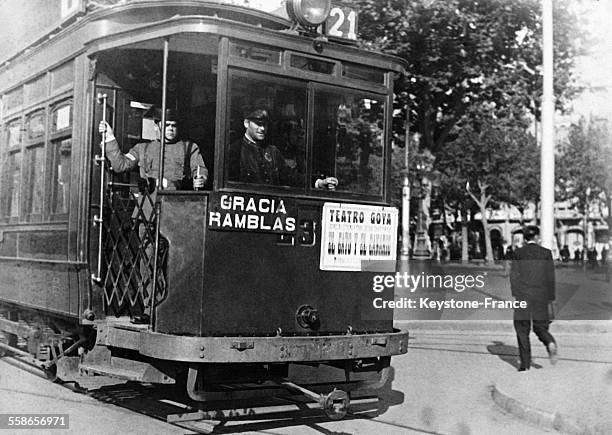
[156,193,207,334]
[0,260,78,318]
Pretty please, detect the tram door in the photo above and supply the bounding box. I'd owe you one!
[89,36,219,320]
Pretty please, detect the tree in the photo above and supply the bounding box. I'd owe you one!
[356,0,583,153]
[357,0,583,261]
[556,118,612,227]
[436,116,540,263]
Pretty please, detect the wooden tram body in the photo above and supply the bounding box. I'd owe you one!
[0,0,407,411]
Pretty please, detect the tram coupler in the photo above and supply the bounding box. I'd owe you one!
[280,381,350,420]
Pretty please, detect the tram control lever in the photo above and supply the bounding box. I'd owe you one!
[280,381,350,420]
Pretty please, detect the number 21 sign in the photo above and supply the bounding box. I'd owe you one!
[324,4,358,41]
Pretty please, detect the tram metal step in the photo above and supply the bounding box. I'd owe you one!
[78,353,175,384]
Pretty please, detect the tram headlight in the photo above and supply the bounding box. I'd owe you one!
[286,0,332,28]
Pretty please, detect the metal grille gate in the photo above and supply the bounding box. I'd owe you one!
[100,181,168,317]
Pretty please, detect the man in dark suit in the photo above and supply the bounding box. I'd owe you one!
[510,225,558,371]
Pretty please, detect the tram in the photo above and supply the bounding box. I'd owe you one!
[0,0,407,418]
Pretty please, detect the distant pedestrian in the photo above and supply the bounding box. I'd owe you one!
[560,245,570,263]
[587,248,598,269]
[573,248,581,266]
[510,226,558,371]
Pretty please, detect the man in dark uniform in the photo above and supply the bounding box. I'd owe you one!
[510,225,558,371]
[228,108,337,188]
[99,108,207,191]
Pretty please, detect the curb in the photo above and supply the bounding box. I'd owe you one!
[394,320,612,334]
[489,384,607,435]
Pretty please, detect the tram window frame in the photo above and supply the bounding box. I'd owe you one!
[2,86,24,117]
[287,53,338,76]
[49,100,73,219]
[24,74,49,107]
[23,109,48,222]
[2,117,24,223]
[50,60,74,93]
[224,69,309,192]
[342,62,386,84]
[310,83,387,199]
[228,41,281,65]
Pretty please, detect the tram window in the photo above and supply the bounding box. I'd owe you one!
[229,41,280,65]
[51,138,71,215]
[226,72,307,189]
[1,119,22,220]
[24,110,46,218]
[289,54,335,75]
[52,102,72,132]
[7,151,21,219]
[24,74,47,105]
[50,101,72,215]
[7,119,22,148]
[25,145,45,217]
[342,62,385,84]
[51,60,74,92]
[312,90,384,196]
[27,111,46,140]
[3,87,23,113]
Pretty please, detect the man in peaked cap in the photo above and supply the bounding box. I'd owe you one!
[99,107,207,191]
[228,108,289,185]
[510,225,558,371]
[228,107,337,188]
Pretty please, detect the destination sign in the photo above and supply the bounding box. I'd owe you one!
[207,193,297,234]
[320,202,398,271]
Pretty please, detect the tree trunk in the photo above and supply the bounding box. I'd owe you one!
[481,203,495,264]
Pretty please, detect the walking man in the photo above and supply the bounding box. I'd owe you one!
[510,225,558,371]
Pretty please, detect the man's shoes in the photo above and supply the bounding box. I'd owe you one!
[547,342,558,365]
[518,367,529,372]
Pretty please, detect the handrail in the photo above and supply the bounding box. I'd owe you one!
[91,93,108,287]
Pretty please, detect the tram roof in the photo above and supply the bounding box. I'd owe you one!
[0,0,407,82]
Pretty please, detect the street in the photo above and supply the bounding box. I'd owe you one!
[3,325,610,434]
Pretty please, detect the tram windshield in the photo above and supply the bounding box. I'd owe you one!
[225,71,386,197]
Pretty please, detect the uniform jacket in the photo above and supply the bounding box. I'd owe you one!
[229,136,289,185]
[105,138,207,190]
[510,242,556,302]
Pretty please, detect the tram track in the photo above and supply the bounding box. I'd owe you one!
[1,354,416,434]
